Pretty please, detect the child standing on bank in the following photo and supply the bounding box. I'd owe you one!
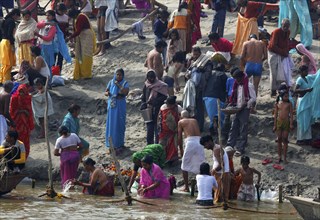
[273,89,294,164]
[235,156,261,202]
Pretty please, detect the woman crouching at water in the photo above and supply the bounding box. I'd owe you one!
[138,155,170,199]
[72,158,114,196]
[54,126,82,187]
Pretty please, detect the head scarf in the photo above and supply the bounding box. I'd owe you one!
[296,43,317,74]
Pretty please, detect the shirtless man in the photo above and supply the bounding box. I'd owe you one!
[145,40,167,80]
[200,135,230,203]
[235,156,261,202]
[240,34,267,95]
[178,110,205,192]
[0,81,14,143]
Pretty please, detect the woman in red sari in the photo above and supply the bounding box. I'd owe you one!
[10,84,34,158]
[186,0,202,46]
[158,96,182,163]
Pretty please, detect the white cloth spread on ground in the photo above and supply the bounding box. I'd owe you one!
[104,0,118,32]
[0,115,8,144]
[181,136,205,174]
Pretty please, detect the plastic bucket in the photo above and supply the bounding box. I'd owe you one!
[141,107,153,123]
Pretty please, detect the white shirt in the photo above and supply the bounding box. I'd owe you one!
[81,0,92,13]
[196,175,218,200]
[55,133,81,149]
[56,14,69,23]
[38,59,50,78]
[212,144,230,173]
[236,82,256,109]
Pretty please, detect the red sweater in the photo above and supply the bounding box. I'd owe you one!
[268,28,290,57]
[211,38,233,52]
[70,14,91,39]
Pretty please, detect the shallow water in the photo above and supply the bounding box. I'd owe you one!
[0,182,301,220]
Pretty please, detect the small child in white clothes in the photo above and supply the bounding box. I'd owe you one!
[196,162,218,206]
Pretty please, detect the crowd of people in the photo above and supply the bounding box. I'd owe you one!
[0,0,319,204]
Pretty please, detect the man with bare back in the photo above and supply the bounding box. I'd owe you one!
[178,110,205,192]
[0,81,14,143]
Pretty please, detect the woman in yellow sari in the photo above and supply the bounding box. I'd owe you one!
[15,10,37,65]
[67,9,96,80]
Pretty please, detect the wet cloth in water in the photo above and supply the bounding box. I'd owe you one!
[181,136,205,174]
[139,163,170,199]
[237,183,255,202]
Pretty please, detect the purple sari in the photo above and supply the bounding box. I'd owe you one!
[60,151,80,186]
[140,163,170,199]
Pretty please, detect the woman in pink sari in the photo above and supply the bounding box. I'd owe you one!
[138,155,170,199]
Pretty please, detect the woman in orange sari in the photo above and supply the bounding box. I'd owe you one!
[10,84,34,158]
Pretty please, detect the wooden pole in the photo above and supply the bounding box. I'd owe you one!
[44,76,55,197]
[278,184,283,203]
[217,99,228,210]
[108,137,132,205]
[97,9,159,45]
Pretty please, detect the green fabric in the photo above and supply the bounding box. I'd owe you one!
[132,144,166,168]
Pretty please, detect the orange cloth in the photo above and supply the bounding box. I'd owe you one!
[229,174,242,200]
[168,9,188,30]
[214,172,231,203]
[231,13,258,55]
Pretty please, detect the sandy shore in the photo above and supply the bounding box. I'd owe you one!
[22,0,320,198]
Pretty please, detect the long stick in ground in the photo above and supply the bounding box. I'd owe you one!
[108,137,132,205]
[44,76,54,192]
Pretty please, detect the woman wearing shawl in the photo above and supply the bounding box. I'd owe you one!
[54,126,82,187]
[138,155,170,199]
[9,84,34,158]
[226,69,256,157]
[158,96,182,163]
[105,68,129,152]
[296,43,317,75]
[62,104,90,158]
[15,10,37,65]
[128,144,166,192]
[67,9,96,80]
[141,70,168,145]
[35,10,71,83]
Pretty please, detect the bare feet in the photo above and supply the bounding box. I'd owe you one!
[96,50,106,57]
[277,159,282,164]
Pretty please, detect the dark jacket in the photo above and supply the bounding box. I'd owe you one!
[1,17,16,44]
[203,70,228,102]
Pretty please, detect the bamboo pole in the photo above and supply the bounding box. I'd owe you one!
[108,137,132,205]
[97,8,159,45]
[44,76,56,198]
[278,184,283,203]
[217,99,228,210]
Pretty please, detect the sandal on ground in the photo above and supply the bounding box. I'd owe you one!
[262,158,272,165]
[273,164,284,171]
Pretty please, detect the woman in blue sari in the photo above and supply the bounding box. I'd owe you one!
[295,65,320,145]
[105,68,129,152]
[62,104,90,158]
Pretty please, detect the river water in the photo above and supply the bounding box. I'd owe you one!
[0,181,302,220]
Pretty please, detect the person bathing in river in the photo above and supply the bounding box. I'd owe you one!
[128,144,166,192]
[196,162,218,206]
[235,155,261,202]
[138,155,170,199]
[72,158,114,196]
